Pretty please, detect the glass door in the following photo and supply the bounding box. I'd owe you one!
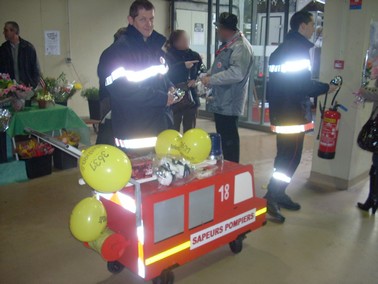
[172,0,297,130]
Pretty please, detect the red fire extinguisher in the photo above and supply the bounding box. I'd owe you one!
[317,76,347,159]
[318,107,341,159]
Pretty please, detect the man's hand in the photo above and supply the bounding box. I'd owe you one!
[166,87,176,106]
[201,75,211,87]
[187,80,196,88]
[328,84,338,93]
[185,60,199,69]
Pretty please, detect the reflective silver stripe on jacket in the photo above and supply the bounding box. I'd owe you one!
[105,64,169,86]
[269,59,311,73]
[115,137,157,149]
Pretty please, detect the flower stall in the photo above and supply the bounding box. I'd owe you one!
[16,139,55,179]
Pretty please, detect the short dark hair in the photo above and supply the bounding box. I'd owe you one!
[5,21,20,35]
[166,30,186,50]
[290,11,313,31]
[129,0,154,19]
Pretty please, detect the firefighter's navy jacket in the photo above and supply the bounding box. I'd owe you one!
[98,25,172,148]
[267,31,329,134]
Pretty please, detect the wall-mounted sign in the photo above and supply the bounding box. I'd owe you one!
[350,0,362,10]
[44,30,60,56]
[193,23,205,45]
[334,60,345,70]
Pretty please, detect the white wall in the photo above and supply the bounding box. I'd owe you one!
[311,0,378,188]
[0,0,170,116]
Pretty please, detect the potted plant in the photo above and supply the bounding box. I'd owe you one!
[53,130,80,170]
[35,90,54,109]
[81,87,110,120]
[16,139,54,179]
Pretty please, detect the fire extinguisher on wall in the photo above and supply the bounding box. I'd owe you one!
[317,76,348,159]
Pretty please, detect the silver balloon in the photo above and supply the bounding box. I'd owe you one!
[0,108,11,132]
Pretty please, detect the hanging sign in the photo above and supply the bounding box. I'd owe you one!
[350,0,362,10]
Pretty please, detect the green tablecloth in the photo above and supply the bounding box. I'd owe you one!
[6,105,90,145]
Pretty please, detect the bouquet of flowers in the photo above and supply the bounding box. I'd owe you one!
[16,139,54,159]
[0,73,34,110]
[0,73,13,96]
[43,73,82,103]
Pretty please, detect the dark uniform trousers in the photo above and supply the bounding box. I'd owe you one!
[267,132,305,195]
[214,113,240,163]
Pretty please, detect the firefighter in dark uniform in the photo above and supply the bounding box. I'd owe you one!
[98,0,175,154]
[265,11,337,223]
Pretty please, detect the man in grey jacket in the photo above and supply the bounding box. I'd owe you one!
[202,12,253,163]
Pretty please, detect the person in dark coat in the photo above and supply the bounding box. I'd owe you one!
[96,27,128,146]
[97,0,175,154]
[265,11,337,223]
[165,30,202,133]
[0,21,40,88]
[358,78,378,214]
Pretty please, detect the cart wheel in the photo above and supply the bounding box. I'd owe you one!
[107,261,124,274]
[229,235,245,254]
[152,269,175,284]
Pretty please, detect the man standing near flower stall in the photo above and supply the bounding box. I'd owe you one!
[0,21,40,88]
[98,0,175,154]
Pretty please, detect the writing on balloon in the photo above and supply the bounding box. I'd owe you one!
[98,215,107,224]
[79,146,99,171]
[90,151,110,172]
[180,142,191,154]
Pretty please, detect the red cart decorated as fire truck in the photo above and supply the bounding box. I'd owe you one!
[98,162,266,283]
[25,128,266,284]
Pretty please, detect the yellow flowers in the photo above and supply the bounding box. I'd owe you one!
[36,90,54,102]
[74,82,82,90]
[58,131,80,146]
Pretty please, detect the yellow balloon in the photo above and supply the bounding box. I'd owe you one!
[180,128,211,164]
[79,145,132,193]
[70,197,107,242]
[155,129,183,157]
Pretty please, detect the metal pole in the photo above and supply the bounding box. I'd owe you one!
[207,0,213,69]
[170,0,175,33]
[215,0,220,53]
[283,0,290,36]
[260,0,271,125]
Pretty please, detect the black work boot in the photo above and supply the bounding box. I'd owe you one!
[264,191,286,224]
[277,192,301,211]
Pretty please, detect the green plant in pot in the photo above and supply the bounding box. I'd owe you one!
[81,87,109,120]
[35,89,54,109]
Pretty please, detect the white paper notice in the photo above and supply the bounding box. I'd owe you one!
[44,30,60,56]
[193,23,205,45]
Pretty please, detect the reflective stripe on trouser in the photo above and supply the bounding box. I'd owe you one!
[272,171,291,183]
[271,121,314,134]
[115,137,157,149]
[266,133,305,197]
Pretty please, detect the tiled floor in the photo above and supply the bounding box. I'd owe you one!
[0,119,377,284]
